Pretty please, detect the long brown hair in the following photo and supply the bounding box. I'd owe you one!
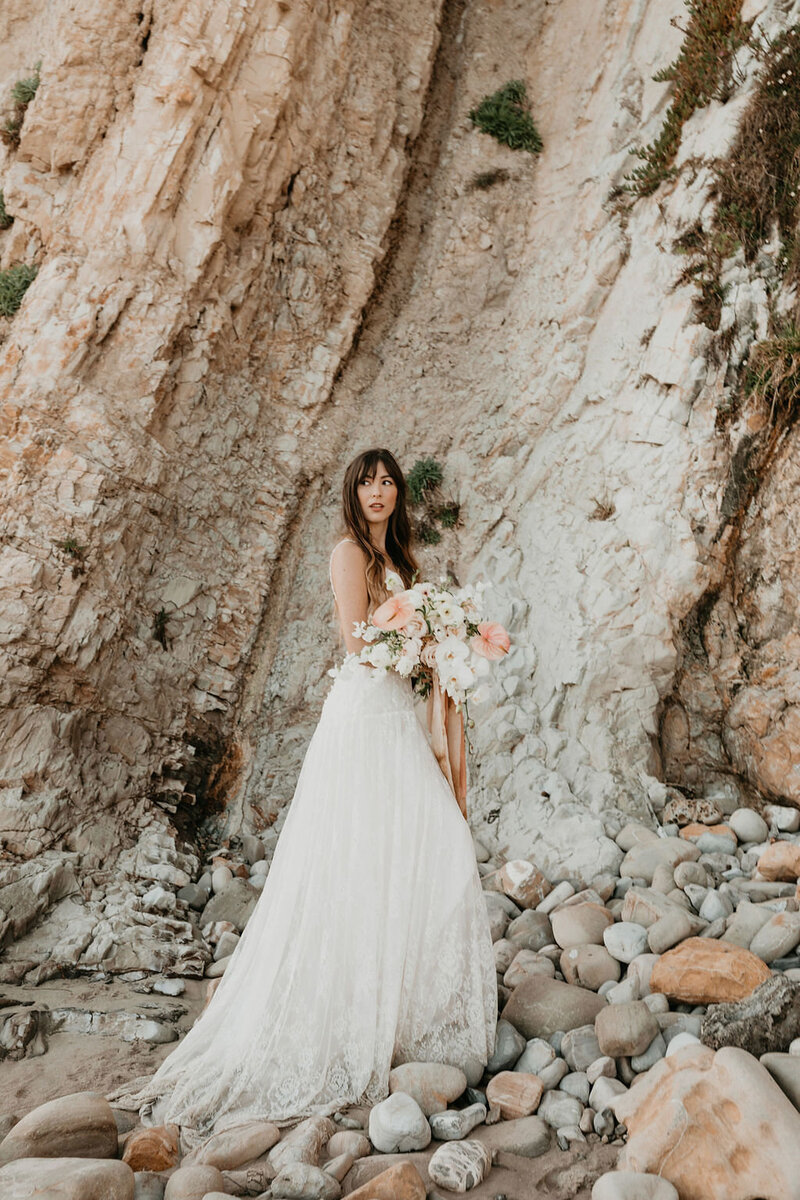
[337,448,420,614]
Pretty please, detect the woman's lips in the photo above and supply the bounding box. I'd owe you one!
[369,504,384,510]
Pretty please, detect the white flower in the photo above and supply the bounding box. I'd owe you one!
[434,635,470,676]
[435,597,465,626]
[362,641,393,670]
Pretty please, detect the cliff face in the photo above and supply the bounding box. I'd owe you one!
[1,0,799,969]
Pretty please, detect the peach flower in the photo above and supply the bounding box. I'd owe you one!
[470,621,510,660]
[372,592,418,631]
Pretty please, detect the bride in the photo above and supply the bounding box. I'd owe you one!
[127,447,498,1143]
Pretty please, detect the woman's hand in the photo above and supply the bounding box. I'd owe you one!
[330,540,370,656]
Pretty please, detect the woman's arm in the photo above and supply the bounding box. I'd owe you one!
[330,540,370,655]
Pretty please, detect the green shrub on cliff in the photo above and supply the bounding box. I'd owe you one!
[0,263,38,317]
[468,80,542,153]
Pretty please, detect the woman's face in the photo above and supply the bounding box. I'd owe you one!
[357,459,398,529]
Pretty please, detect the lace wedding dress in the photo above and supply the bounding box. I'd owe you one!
[119,547,498,1143]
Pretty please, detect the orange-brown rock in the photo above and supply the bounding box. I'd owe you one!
[756,841,800,881]
[498,860,552,908]
[612,1045,800,1200]
[650,938,771,1004]
[344,1160,427,1200]
[679,823,735,843]
[122,1124,180,1172]
[485,1071,543,1119]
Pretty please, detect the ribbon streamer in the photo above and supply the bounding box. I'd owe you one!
[426,672,468,821]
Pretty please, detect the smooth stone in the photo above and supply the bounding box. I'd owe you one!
[513,1036,555,1075]
[493,938,516,974]
[587,1056,616,1083]
[271,1163,341,1199]
[0,1092,118,1165]
[673,862,711,889]
[537,881,576,914]
[647,910,697,954]
[268,1116,336,1171]
[500,976,606,1038]
[664,1032,702,1056]
[560,1072,590,1104]
[765,805,800,833]
[487,1019,527,1072]
[428,1102,487,1141]
[603,923,649,964]
[0,1157,134,1199]
[592,1170,679,1199]
[560,944,620,989]
[641,993,669,1014]
[627,954,659,997]
[595,1002,660,1058]
[589,1077,627,1112]
[485,1072,543,1119]
[326,1131,371,1159]
[505,908,554,951]
[210,865,233,893]
[749,911,800,963]
[323,1151,356,1182]
[561,1025,603,1073]
[163,1164,226,1199]
[504,948,556,987]
[368,1093,431,1152]
[615,824,661,852]
[388,1063,466,1117]
[631,1032,667,1072]
[760,1053,800,1110]
[756,842,800,881]
[473,1114,550,1157]
[537,1090,583,1130]
[537,1058,569,1091]
[606,977,639,1005]
[613,1045,800,1198]
[551,903,614,949]
[699,890,733,924]
[728,809,769,844]
[134,1172,165,1200]
[721,900,773,948]
[340,1160,426,1199]
[427,1139,492,1192]
[650,937,771,1003]
[199,878,259,932]
[620,841,700,883]
[189,1119,280,1168]
[123,1125,180,1172]
[242,834,265,864]
[499,859,552,908]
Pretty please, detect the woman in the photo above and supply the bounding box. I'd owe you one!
[126,447,498,1144]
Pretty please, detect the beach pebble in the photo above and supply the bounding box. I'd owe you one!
[368,1093,431,1153]
[428,1138,493,1192]
[603,923,648,963]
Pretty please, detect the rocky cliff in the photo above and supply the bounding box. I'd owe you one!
[1,0,799,976]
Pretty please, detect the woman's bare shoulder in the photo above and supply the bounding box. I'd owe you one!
[330,537,367,566]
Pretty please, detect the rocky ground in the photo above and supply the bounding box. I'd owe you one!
[2,790,800,1198]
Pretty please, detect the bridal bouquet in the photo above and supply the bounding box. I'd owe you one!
[352,576,510,707]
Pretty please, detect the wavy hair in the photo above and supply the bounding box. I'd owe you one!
[337,447,420,613]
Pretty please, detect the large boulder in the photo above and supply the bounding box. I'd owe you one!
[500,976,607,1038]
[612,1044,800,1200]
[650,937,771,1004]
[0,1157,134,1199]
[199,878,260,932]
[0,1092,118,1165]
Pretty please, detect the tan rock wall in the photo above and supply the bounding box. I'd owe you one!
[0,0,443,858]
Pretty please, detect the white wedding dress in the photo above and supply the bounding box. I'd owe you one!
[125,549,498,1143]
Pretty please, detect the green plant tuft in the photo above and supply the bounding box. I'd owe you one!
[742,319,800,424]
[623,1,751,197]
[1,60,41,148]
[407,457,444,505]
[436,503,460,529]
[468,80,542,154]
[0,191,12,231]
[0,263,38,317]
[417,521,442,546]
